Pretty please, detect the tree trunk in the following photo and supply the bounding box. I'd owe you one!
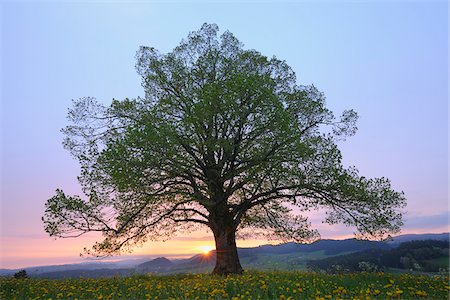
[210,220,243,275]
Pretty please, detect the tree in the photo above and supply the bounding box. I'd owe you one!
[13,270,28,279]
[42,23,406,275]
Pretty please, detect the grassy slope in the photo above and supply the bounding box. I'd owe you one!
[241,250,333,271]
[425,257,450,268]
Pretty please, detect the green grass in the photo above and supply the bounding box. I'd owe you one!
[240,250,338,271]
[426,257,450,268]
[1,271,448,299]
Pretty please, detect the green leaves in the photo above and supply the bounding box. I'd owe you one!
[318,167,406,240]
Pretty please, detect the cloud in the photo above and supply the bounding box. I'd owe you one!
[172,236,213,241]
[296,209,450,239]
[403,211,449,230]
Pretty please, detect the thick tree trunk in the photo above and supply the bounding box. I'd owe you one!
[211,224,243,275]
[207,179,243,275]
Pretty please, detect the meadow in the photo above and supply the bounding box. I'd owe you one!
[1,271,449,300]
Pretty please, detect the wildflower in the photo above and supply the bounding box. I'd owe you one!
[394,288,403,295]
[415,290,427,297]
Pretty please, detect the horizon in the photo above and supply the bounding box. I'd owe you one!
[1,2,448,270]
[2,231,449,270]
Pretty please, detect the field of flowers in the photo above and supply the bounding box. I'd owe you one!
[1,271,449,299]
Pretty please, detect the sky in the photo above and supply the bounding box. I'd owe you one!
[0,0,448,269]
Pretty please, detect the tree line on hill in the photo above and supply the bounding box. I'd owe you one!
[307,240,449,273]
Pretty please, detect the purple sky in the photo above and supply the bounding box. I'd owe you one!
[1,1,448,269]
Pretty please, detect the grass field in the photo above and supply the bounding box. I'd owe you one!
[1,271,449,299]
[426,257,450,269]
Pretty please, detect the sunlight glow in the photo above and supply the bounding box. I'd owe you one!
[197,245,214,254]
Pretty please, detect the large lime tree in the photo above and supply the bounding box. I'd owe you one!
[43,23,405,275]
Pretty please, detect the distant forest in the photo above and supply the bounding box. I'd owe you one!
[307,240,449,273]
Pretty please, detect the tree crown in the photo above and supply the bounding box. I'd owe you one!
[43,23,405,256]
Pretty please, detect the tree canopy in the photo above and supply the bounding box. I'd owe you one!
[43,23,406,274]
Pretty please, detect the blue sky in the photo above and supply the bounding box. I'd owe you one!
[1,0,448,268]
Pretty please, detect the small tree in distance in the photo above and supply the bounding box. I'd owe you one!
[13,270,28,279]
[42,23,406,275]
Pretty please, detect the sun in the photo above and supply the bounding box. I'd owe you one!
[197,245,214,254]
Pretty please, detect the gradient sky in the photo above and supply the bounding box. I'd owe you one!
[1,0,448,269]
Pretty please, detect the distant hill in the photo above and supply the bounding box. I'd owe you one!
[0,269,15,276]
[389,233,449,244]
[35,268,134,279]
[238,239,390,257]
[2,232,447,278]
[136,257,173,273]
[307,239,450,273]
[151,252,217,274]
